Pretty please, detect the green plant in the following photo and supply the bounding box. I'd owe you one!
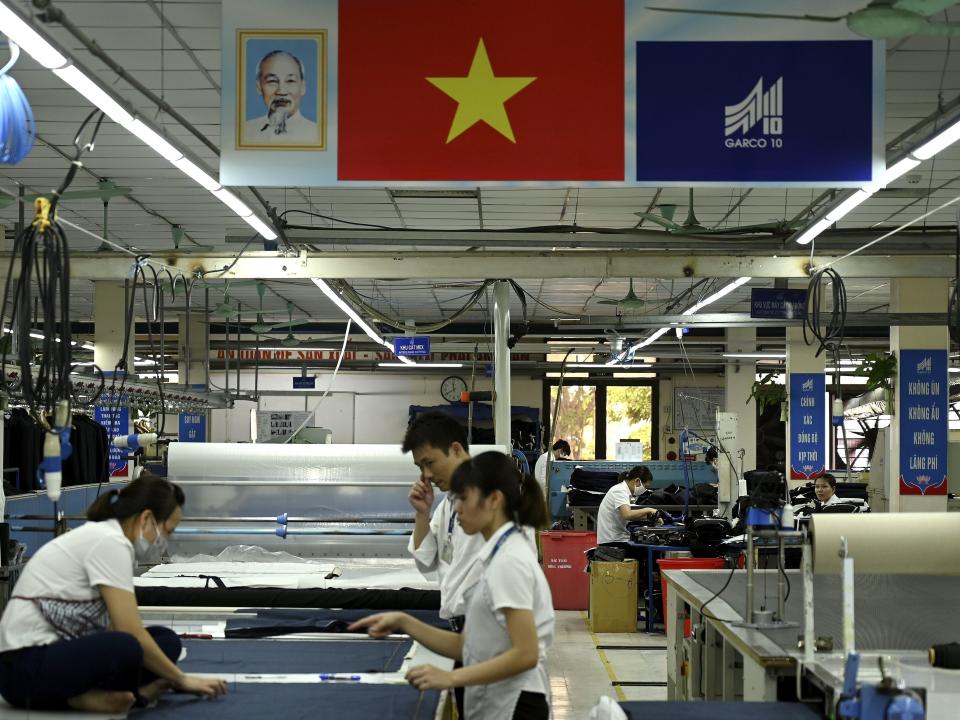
[748,372,787,412]
[853,352,898,393]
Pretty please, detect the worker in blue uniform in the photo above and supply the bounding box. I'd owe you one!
[0,473,226,712]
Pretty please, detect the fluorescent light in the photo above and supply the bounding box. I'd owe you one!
[213,188,253,218]
[878,157,921,186]
[172,157,220,192]
[378,363,464,368]
[794,218,832,246]
[312,278,384,346]
[913,118,960,160]
[546,339,599,346]
[0,3,68,69]
[614,372,655,379]
[682,277,751,315]
[118,118,183,162]
[81,342,95,351]
[52,66,133,124]
[723,352,786,359]
[243,213,279,241]
[547,372,589,378]
[825,189,872,222]
[570,363,652,368]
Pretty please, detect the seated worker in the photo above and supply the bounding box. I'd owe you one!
[0,473,226,712]
[704,447,719,468]
[814,473,843,507]
[597,465,659,545]
[351,452,554,720]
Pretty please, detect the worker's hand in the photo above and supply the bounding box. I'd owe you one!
[173,675,227,698]
[408,478,434,515]
[405,664,455,691]
[348,611,408,638]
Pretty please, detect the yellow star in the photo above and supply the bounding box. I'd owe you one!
[427,39,536,144]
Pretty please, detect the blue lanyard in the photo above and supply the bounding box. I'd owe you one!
[447,497,458,535]
[489,525,518,560]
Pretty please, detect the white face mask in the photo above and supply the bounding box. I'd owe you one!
[134,515,167,564]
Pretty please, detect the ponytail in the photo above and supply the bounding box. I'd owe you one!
[451,452,549,530]
[517,471,549,530]
[87,471,185,523]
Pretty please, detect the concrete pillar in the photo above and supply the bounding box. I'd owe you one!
[493,281,511,447]
[94,282,134,373]
[888,278,949,513]
[178,312,208,389]
[786,327,826,486]
[725,328,758,474]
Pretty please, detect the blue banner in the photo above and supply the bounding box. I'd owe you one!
[292,376,317,389]
[789,373,825,480]
[634,40,877,184]
[394,336,431,357]
[178,413,207,443]
[751,288,807,320]
[94,398,129,477]
[899,349,948,496]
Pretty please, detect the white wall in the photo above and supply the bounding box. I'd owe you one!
[206,369,543,444]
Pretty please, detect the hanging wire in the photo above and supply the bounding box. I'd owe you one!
[0,41,36,165]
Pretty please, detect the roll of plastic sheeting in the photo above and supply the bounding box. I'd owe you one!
[811,513,960,576]
[168,443,507,482]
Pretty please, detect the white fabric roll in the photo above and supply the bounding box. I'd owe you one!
[811,513,960,575]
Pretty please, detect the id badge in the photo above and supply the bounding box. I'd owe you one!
[441,539,454,564]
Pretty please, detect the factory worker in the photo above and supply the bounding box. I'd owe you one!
[352,451,554,720]
[533,438,571,497]
[814,473,842,507]
[0,473,226,712]
[705,447,719,467]
[597,465,659,545]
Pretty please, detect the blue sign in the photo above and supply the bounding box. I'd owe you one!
[179,413,207,443]
[789,373,825,480]
[293,376,317,389]
[393,336,431,357]
[94,398,129,477]
[751,288,808,320]
[899,349,948,496]
[634,40,878,184]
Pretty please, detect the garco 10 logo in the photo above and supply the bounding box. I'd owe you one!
[917,356,932,375]
[724,76,783,149]
[802,378,814,391]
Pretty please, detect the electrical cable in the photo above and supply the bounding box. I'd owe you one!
[949,208,960,347]
[698,563,739,623]
[0,41,35,165]
[803,268,847,359]
[778,539,791,605]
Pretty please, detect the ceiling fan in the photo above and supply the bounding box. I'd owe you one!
[635,189,793,235]
[598,278,647,310]
[646,0,960,39]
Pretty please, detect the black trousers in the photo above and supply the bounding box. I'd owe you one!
[512,691,549,720]
[450,616,466,718]
[0,626,181,710]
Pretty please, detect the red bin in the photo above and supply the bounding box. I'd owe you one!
[657,558,727,637]
[540,531,597,610]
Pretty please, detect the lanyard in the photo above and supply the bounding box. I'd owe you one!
[489,525,518,561]
[447,497,458,535]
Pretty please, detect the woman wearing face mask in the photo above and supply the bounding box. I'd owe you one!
[350,452,553,720]
[0,472,226,713]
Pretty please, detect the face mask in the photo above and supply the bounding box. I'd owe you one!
[134,516,167,564]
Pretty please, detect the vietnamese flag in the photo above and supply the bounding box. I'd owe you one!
[338,0,624,181]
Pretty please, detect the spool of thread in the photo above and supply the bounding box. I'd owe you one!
[0,522,9,567]
[929,642,960,669]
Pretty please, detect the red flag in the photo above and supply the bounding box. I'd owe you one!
[338,0,624,181]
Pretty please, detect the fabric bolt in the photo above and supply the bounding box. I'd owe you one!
[179,638,412,674]
[144,682,439,720]
[134,586,440,610]
[0,519,134,652]
[0,626,180,710]
[225,608,445,638]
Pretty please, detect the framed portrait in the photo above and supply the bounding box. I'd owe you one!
[236,30,326,150]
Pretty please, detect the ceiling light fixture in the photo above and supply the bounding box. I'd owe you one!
[378,362,465,368]
[0,1,277,241]
[793,113,960,246]
[722,352,787,359]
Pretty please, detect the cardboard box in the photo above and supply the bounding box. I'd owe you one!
[589,559,639,633]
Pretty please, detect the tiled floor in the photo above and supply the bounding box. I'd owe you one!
[548,611,667,719]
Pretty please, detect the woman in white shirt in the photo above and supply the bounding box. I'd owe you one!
[596,466,658,545]
[814,473,842,507]
[350,451,554,720]
[0,473,226,712]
